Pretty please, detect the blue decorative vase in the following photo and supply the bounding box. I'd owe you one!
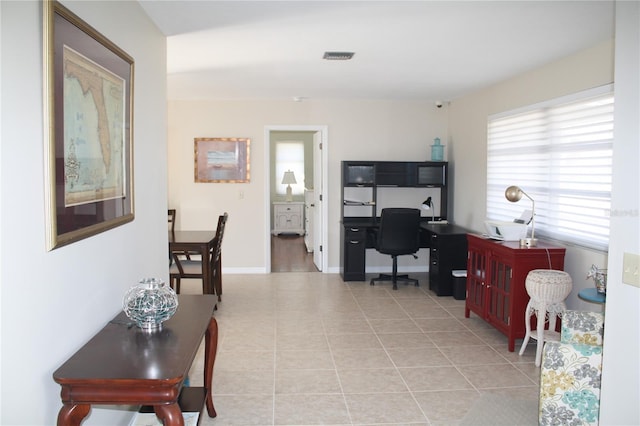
[123,278,178,331]
[431,138,444,161]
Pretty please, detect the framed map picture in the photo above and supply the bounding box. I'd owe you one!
[195,138,251,183]
[43,1,134,250]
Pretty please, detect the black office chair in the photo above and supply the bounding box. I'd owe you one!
[370,208,421,290]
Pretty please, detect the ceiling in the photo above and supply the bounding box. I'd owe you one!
[139,1,615,102]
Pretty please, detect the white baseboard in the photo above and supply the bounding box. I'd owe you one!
[222,267,268,274]
[366,266,429,273]
[221,267,429,275]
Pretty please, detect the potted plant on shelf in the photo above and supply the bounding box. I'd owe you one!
[587,264,607,294]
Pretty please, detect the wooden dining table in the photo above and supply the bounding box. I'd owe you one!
[169,230,218,295]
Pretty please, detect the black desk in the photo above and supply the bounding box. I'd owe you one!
[421,223,469,296]
[340,219,469,296]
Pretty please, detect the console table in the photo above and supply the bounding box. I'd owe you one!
[465,234,566,351]
[53,295,218,426]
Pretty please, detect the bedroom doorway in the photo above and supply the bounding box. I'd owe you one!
[265,125,327,273]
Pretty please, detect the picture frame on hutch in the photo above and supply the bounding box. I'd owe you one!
[43,0,134,250]
[195,137,251,183]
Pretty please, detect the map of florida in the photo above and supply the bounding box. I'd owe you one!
[64,57,112,173]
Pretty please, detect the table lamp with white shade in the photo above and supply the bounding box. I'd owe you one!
[282,170,297,202]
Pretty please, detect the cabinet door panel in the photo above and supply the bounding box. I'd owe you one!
[488,258,512,328]
[465,244,486,316]
[342,228,366,281]
[465,233,566,352]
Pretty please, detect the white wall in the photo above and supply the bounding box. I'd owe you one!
[0,1,167,424]
[599,2,640,423]
[448,39,615,311]
[168,99,448,272]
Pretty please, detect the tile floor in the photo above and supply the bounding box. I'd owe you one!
[184,272,540,425]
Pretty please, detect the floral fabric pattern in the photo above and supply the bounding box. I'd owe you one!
[540,310,604,426]
[561,310,604,346]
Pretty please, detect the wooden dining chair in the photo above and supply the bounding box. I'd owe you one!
[211,212,228,301]
[169,208,201,261]
[169,212,228,297]
[168,209,176,232]
[168,209,176,265]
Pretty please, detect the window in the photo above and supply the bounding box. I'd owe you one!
[275,141,305,197]
[487,85,613,251]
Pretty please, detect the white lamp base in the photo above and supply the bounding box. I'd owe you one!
[520,238,538,247]
[285,185,293,202]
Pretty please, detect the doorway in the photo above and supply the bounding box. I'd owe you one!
[265,125,328,273]
[270,234,317,272]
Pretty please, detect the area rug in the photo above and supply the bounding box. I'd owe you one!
[459,393,538,426]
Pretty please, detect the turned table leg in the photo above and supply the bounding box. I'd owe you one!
[154,403,184,426]
[57,403,90,426]
[204,316,218,417]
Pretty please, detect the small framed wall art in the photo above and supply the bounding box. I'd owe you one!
[194,137,251,183]
[43,1,134,250]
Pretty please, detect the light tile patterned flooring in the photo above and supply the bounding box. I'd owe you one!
[185,272,540,425]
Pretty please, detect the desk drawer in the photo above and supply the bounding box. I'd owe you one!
[345,227,366,241]
[342,226,366,281]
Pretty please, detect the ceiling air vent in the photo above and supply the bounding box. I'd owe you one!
[323,51,355,60]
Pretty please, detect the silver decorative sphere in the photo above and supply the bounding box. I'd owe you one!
[123,278,178,331]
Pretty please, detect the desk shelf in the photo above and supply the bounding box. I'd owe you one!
[340,161,449,282]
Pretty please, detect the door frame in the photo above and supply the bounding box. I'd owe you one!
[264,125,328,273]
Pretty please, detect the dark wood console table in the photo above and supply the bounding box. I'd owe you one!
[53,295,218,426]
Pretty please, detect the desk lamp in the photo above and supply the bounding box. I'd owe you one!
[282,170,297,202]
[505,185,537,247]
[421,197,436,223]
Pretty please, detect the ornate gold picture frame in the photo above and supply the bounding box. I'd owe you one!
[195,138,251,183]
[43,1,134,250]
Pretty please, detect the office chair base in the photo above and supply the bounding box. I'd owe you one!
[370,274,420,290]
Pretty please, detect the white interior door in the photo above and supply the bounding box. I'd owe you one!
[312,132,323,271]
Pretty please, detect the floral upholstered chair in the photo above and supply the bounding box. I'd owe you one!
[539,310,605,426]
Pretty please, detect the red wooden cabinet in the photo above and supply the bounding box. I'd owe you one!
[465,234,566,351]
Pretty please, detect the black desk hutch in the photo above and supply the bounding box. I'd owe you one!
[339,161,468,296]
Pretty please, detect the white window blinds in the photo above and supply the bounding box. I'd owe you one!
[487,85,614,251]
